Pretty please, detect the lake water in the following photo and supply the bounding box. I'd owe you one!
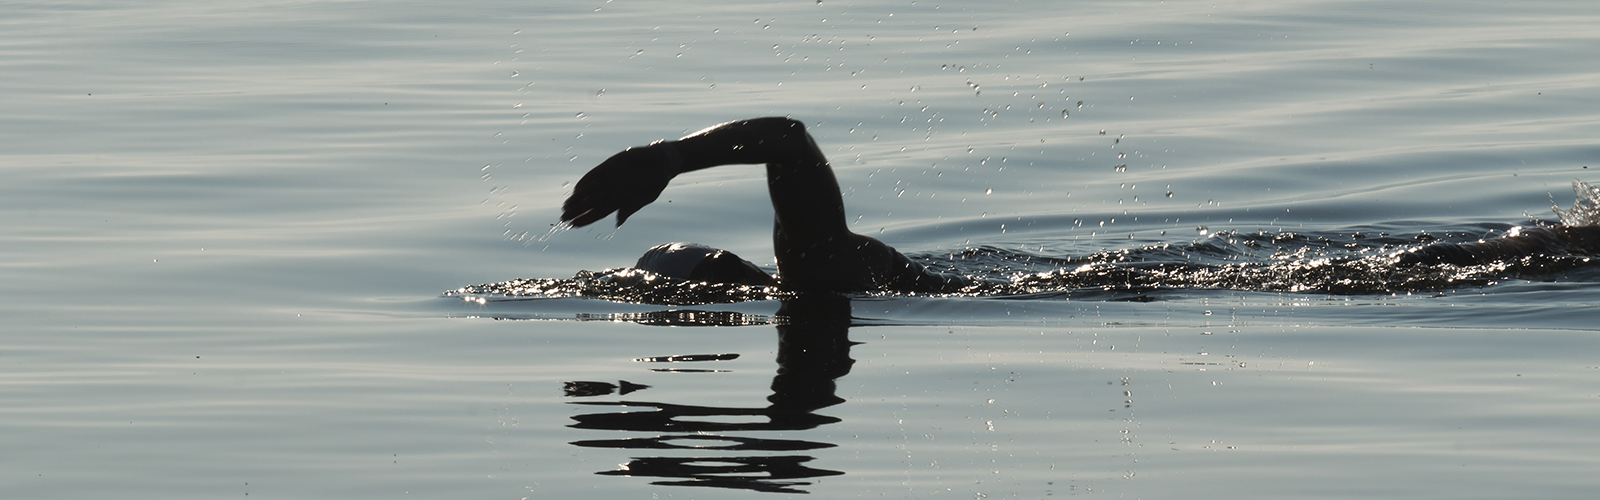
[5,0,1600,498]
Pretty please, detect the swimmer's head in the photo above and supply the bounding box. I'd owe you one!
[634,242,777,286]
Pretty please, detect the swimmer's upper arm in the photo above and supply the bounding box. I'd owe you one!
[670,118,853,240]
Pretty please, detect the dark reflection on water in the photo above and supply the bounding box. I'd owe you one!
[564,294,857,494]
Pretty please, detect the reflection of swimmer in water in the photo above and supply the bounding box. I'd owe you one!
[561,117,967,292]
[561,117,1600,291]
[564,294,858,493]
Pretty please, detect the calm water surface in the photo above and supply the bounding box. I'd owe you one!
[4,0,1599,498]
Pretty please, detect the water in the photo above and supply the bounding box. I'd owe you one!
[5,0,1600,498]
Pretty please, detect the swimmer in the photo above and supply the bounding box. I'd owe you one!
[559,117,1600,290]
[561,117,967,293]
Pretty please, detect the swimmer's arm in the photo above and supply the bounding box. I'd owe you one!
[560,117,961,292]
[675,117,850,240]
[559,144,677,227]
[562,117,847,238]
[670,117,820,174]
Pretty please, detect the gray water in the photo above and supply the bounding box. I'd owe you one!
[5,0,1600,498]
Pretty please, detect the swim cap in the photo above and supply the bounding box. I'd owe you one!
[635,242,718,280]
[635,242,776,286]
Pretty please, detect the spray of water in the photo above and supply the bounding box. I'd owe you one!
[1552,180,1600,227]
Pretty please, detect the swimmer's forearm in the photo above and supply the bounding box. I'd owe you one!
[666,117,819,173]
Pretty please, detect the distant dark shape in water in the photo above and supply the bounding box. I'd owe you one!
[563,380,650,397]
[1396,180,1600,266]
[456,118,1600,302]
[1396,225,1600,267]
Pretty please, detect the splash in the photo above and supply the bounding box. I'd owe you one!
[453,186,1600,308]
[449,268,787,305]
[448,225,1599,305]
[536,220,575,243]
[1552,180,1600,227]
[918,231,1589,297]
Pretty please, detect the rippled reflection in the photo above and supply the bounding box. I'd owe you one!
[564,294,856,493]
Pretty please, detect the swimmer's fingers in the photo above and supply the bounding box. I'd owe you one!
[559,176,607,227]
[560,147,674,228]
[615,197,651,226]
[559,204,608,228]
[560,174,625,228]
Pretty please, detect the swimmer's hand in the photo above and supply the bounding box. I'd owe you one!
[560,145,677,227]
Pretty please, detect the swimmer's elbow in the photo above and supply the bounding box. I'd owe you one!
[742,116,806,131]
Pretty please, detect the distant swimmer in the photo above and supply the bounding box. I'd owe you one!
[560,117,968,293]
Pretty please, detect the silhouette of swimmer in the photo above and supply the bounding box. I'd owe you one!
[561,117,967,292]
[561,117,1600,284]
